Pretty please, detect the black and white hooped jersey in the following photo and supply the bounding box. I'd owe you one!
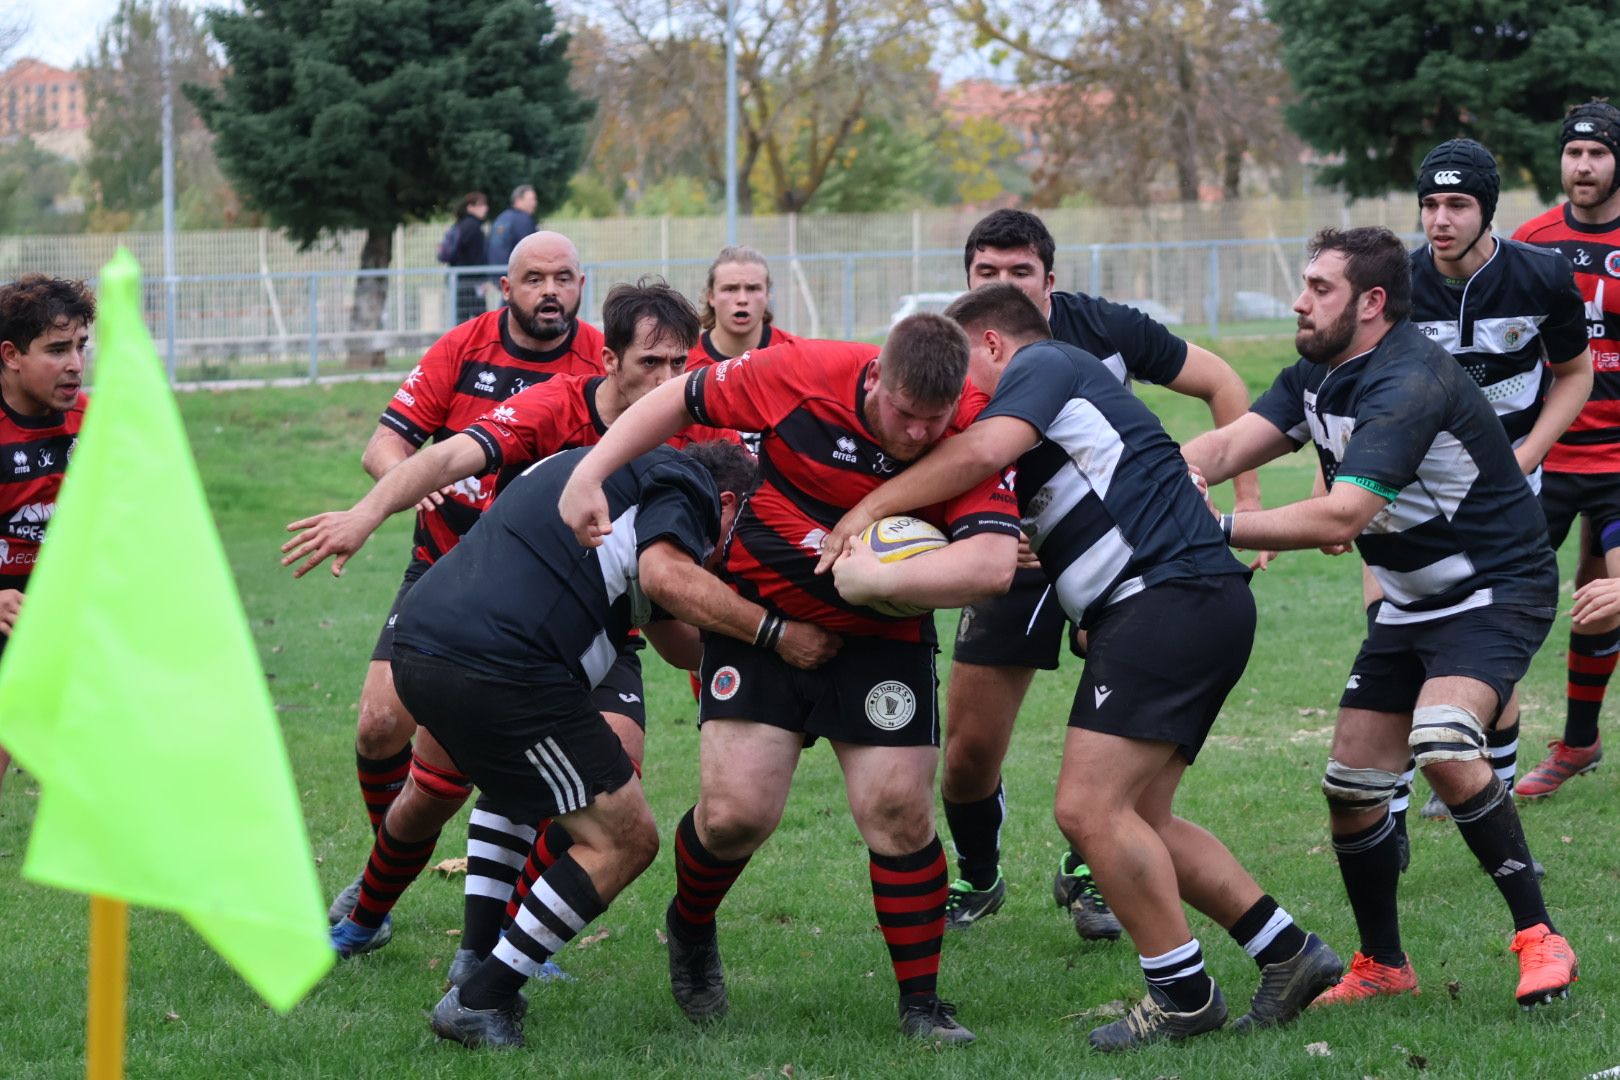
[1409,239,1587,481]
[1047,291,1189,388]
[394,445,720,685]
[1252,321,1557,624]
[979,339,1248,629]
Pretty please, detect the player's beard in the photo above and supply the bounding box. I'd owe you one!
[511,295,579,342]
[1295,300,1358,364]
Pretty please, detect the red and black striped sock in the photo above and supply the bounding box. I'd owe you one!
[505,819,575,924]
[1566,626,1620,748]
[350,820,439,929]
[671,806,749,943]
[355,747,412,832]
[870,837,947,1002]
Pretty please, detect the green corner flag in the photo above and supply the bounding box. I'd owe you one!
[0,249,333,1012]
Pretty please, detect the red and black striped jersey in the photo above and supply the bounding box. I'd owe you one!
[1513,205,1620,472]
[463,373,742,474]
[684,339,1022,641]
[685,324,799,372]
[0,390,86,586]
[377,309,605,562]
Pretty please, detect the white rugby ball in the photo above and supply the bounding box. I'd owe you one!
[857,515,947,617]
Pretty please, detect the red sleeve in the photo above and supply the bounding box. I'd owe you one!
[380,330,464,446]
[684,339,873,433]
[463,378,588,471]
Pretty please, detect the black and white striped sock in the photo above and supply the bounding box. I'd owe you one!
[461,795,538,958]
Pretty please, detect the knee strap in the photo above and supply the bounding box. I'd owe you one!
[410,752,474,802]
[1321,758,1401,813]
[1409,704,1486,768]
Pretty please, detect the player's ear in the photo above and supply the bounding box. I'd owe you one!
[602,346,620,375]
[863,358,882,393]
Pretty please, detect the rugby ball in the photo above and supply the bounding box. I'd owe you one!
[858,515,947,617]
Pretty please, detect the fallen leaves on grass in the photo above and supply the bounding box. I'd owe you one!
[576,929,610,950]
[1305,1041,1332,1057]
[1446,980,1461,1000]
[163,1011,181,1023]
[432,857,467,876]
[654,927,668,945]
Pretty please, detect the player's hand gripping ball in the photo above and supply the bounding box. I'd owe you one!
[856,515,948,618]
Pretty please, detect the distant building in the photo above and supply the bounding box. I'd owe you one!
[1,59,89,137]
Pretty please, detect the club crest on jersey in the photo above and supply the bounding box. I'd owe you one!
[1607,251,1620,278]
[833,435,859,464]
[865,680,916,730]
[1502,323,1526,350]
[710,665,741,701]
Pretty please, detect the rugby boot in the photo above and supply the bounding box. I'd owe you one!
[1309,951,1418,1007]
[443,950,533,1020]
[666,899,728,1025]
[944,872,1006,931]
[329,914,392,959]
[1515,739,1602,800]
[429,985,524,1050]
[327,872,364,925]
[1087,981,1226,1052]
[899,996,975,1044]
[1233,934,1342,1032]
[1053,854,1123,941]
[1511,923,1577,1009]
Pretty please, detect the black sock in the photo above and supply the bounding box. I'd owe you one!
[1331,813,1404,966]
[942,783,1005,890]
[1228,894,1309,970]
[1449,779,1553,933]
[462,853,606,1010]
[1487,717,1519,785]
[1140,939,1215,1012]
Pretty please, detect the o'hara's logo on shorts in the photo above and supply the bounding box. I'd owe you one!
[710,665,742,701]
[865,680,916,730]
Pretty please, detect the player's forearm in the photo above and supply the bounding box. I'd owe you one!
[642,559,765,645]
[358,441,479,520]
[1229,494,1374,551]
[573,377,693,488]
[858,430,1008,524]
[883,533,1018,608]
[1518,356,1593,473]
[362,427,416,481]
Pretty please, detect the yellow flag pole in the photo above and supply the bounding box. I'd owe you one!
[86,896,128,1080]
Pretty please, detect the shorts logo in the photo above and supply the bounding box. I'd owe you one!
[710,665,741,701]
[1432,170,1462,185]
[1093,684,1113,708]
[865,681,916,730]
[1346,673,1361,690]
[617,692,642,704]
[1606,250,1620,278]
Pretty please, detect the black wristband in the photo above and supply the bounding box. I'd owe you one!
[754,612,785,650]
[764,615,786,650]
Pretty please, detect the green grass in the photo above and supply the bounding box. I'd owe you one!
[4,350,1619,1079]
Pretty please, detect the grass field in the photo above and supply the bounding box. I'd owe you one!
[2,340,1618,1079]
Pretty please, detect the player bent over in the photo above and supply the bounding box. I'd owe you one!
[395,440,834,1048]
[1184,227,1577,1010]
[560,317,1023,1044]
[816,284,1340,1051]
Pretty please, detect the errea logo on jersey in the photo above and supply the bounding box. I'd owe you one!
[1432,170,1463,185]
[10,450,28,474]
[475,370,497,392]
[833,435,859,464]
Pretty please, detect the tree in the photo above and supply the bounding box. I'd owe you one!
[951,0,1297,206]
[0,138,84,234]
[79,0,224,218]
[1268,0,1620,199]
[589,0,939,214]
[190,0,592,367]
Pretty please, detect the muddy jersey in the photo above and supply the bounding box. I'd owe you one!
[684,339,1022,641]
[378,309,604,562]
[1513,205,1620,473]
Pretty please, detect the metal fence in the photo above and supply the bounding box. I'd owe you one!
[0,189,1555,385]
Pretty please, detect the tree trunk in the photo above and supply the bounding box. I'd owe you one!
[1222,135,1245,200]
[346,227,393,370]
